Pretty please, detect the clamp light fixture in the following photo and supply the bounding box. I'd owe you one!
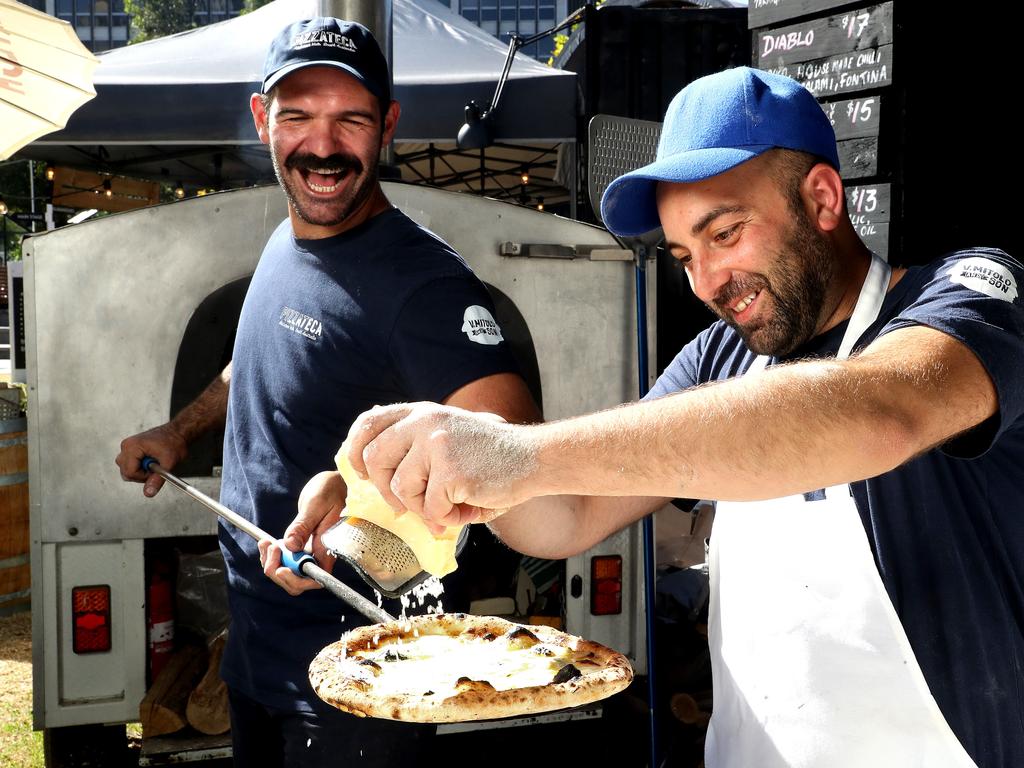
[457,7,585,150]
[0,196,7,215]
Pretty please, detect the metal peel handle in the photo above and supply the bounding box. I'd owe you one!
[140,458,394,624]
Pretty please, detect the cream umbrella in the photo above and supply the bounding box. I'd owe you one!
[0,0,99,160]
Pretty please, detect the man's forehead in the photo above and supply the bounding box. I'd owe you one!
[274,65,375,102]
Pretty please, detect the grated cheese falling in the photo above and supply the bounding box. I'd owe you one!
[399,576,446,618]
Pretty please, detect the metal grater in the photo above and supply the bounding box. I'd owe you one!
[322,517,470,598]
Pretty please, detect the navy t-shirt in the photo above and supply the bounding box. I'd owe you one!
[649,248,1024,767]
[219,208,519,711]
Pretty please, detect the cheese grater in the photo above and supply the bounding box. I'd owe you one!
[322,517,470,598]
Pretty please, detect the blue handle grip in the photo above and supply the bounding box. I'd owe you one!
[141,456,157,472]
[280,548,316,577]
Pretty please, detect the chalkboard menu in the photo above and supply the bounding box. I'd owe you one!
[750,1,894,257]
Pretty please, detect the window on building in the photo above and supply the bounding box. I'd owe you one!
[453,0,569,61]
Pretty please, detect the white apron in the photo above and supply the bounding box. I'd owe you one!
[705,253,977,768]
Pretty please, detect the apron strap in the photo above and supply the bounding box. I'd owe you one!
[837,252,891,361]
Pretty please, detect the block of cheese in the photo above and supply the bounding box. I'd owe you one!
[334,441,463,577]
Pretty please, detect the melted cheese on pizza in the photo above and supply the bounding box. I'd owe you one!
[335,441,463,577]
[353,634,571,697]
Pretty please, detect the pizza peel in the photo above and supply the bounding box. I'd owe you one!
[141,459,394,624]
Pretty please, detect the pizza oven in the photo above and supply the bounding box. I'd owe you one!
[25,181,651,734]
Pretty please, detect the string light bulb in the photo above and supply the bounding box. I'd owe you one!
[0,197,7,215]
[102,179,112,198]
[520,167,530,185]
[174,182,185,199]
[45,165,55,181]
[536,197,544,212]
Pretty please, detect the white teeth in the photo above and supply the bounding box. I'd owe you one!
[305,177,339,193]
[303,168,345,193]
[734,291,757,313]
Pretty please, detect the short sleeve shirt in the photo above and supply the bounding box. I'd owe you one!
[648,249,1024,768]
[219,209,520,710]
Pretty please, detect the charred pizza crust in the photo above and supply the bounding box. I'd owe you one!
[309,613,633,722]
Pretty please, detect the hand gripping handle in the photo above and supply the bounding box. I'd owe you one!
[139,457,394,623]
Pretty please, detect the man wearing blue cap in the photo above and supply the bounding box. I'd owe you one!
[343,67,1024,767]
[115,17,537,768]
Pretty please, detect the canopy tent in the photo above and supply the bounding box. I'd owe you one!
[19,0,577,203]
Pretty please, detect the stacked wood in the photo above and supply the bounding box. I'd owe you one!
[0,419,30,612]
[139,644,207,738]
[186,630,230,735]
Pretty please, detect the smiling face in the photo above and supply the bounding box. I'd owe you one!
[250,66,400,239]
[656,151,841,357]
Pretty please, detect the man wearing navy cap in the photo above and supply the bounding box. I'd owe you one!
[115,17,537,767]
[343,67,1024,767]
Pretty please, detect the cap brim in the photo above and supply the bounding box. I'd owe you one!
[262,60,381,101]
[600,145,774,237]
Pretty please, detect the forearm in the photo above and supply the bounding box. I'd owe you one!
[526,333,994,502]
[168,362,232,443]
[488,493,665,558]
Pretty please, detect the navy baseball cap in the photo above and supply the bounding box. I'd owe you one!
[262,18,391,107]
[600,67,839,237]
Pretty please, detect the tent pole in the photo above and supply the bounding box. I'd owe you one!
[323,1,394,164]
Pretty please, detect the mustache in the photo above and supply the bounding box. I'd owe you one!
[285,152,364,175]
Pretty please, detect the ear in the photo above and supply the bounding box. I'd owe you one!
[381,100,401,146]
[802,163,845,232]
[250,92,270,146]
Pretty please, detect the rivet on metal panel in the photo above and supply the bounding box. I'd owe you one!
[68,527,78,536]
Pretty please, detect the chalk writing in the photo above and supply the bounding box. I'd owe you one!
[756,3,892,68]
[768,44,892,97]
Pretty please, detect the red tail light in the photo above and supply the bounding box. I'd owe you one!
[72,585,112,653]
[590,555,622,615]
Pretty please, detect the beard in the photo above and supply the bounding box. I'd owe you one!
[270,144,380,230]
[709,207,836,357]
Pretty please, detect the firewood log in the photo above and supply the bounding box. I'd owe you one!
[139,644,207,737]
[186,630,230,735]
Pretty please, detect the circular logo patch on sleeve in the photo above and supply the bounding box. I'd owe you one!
[948,257,1019,302]
[461,305,504,345]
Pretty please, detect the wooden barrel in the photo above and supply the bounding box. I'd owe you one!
[0,417,30,613]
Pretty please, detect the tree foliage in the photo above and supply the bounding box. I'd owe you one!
[122,0,272,43]
[123,0,197,43]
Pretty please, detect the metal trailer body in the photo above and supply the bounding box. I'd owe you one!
[25,182,653,746]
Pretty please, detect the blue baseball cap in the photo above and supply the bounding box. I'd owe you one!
[262,18,391,107]
[600,67,839,237]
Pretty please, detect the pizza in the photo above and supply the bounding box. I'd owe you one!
[309,613,633,722]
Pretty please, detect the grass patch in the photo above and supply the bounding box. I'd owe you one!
[0,610,43,767]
